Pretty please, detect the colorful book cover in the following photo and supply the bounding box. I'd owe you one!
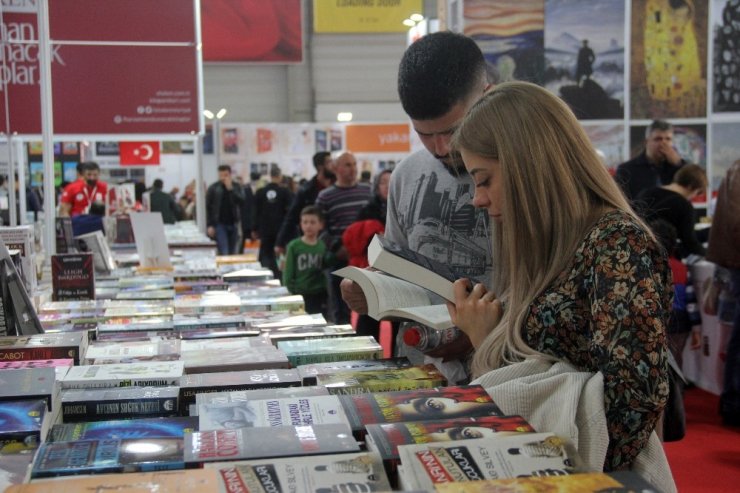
[179,369,301,414]
[297,357,413,386]
[316,364,447,395]
[0,399,47,452]
[51,253,95,301]
[205,452,392,492]
[49,417,197,442]
[365,415,535,463]
[197,395,349,431]
[338,385,504,438]
[61,386,179,422]
[31,437,186,478]
[60,361,184,389]
[184,423,360,464]
[276,336,384,366]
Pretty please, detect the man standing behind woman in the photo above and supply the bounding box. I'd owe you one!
[446,82,671,472]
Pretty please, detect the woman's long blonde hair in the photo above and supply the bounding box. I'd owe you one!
[452,81,649,377]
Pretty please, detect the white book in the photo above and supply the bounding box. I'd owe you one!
[205,452,392,492]
[397,432,582,491]
[82,340,181,364]
[60,361,184,389]
[197,395,349,431]
[195,386,330,407]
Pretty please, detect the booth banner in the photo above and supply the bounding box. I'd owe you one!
[119,141,161,166]
[0,1,199,135]
[314,0,422,33]
[201,0,302,62]
[345,124,411,153]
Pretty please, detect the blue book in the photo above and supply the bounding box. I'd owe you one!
[0,399,47,452]
[48,416,197,443]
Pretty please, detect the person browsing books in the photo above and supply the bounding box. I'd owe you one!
[340,32,494,383]
[446,81,671,471]
[282,205,333,317]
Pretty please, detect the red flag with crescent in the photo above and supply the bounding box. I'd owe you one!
[119,141,160,165]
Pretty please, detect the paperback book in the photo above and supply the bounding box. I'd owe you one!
[338,385,504,439]
[316,364,447,395]
[0,367,61,410]
[261,324,355,345]
[195,386,330,407]
[0,359,73,370]
[297,357,413,386]
[51,253,95,301]
[276,336,384,366]
[0,332,88,364]
[60,386,180,422]
[0,399,48,452]
[31,436,186,478]
[179,369,301,414]
[83,339,181,364]
[59,361,184,389]
[181,346,290,374]
[396,432,583,491]
[197,395,350,431]
[49,416,198,442]
[205,452,392,492]
[184,423,360,464]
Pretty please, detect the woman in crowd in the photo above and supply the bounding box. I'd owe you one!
[447,81,671,470]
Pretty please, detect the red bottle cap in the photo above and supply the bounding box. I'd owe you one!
[403,327,422,346]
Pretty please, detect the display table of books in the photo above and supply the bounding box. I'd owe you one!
[0,232,663,492]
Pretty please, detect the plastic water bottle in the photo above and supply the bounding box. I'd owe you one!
[402,325,461,351]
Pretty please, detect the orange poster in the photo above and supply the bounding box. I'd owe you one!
[345,124,410,153]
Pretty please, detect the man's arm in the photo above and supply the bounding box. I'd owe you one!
[58,202,72,217]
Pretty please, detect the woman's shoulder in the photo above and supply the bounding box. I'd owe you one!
[582,209,658,256]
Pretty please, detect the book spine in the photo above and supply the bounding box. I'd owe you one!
[61,376,181,390]
[289,350,383,366]
[0,346,80,364]
[62,396,179,422]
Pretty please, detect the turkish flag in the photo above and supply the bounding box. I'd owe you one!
[119,141,160,165]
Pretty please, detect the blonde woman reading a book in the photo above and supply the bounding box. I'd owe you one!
[446,82,671,474]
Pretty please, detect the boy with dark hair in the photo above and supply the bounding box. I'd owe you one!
[282,205,331,317]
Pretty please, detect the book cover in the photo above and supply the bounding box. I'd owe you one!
[0,450,35,490]
[115,289,176,300]
[5,469,220,493]
[366,415,536,484]
[174,292,242,315]
[206,452,392,492]
[433,471,661,492]
[195,386,330,407]
[173,314,247,331]
[0,226,37,294]
[317,364,447,395]
[51,253,95,301]
[197,395,350,431]
[74,230,117,274]
[179,336,273,352]
[0,399,48,452]
[83,339,181,364]
[61,386,180,422]
[184,423,360,464]
[182,347,290,374]
[179,369,301,414]
[104,306,175,318]
[31,437,186,478]
[0,367,59,411]
[178,326,261,341]
[55,217,75,255]
[297,357,413,386]
[238,295,305,313]
[397,433,582,491]
[261,324,355,345]
[222,268,274,283]
[249,312,326,329]
[276,336,384,366]
[60,361,184,389]
[39,299,105,313]
[0,331,88,364]
[0,359,73,370]
[338,385,504,438]
[49,416,197,442]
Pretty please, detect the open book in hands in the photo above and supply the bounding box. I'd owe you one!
[334,235,477,330]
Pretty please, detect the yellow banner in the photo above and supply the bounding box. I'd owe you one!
[314,0,423,33]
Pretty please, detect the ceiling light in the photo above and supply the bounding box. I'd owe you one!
[410,13,424,22]
[216,108,227,119]
[203,109,214,119]
[337,112,353,122]
[402,18,415,27]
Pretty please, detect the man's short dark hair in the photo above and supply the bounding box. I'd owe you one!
[152,179,164,189]
[218,164,232,173]
[313,151,331,170]
[398,32,487,120]
[81,161,100,172]
[250,171,261,181]
[300,205,323,222]
[674,163,707,192]
[646,120,673,138]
